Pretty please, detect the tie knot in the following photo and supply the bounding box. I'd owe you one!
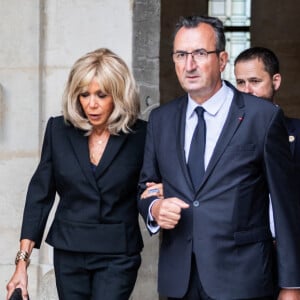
[195,106,205,118]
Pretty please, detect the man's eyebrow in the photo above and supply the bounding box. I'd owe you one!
[248,77,262,81]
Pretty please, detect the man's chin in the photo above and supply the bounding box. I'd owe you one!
[184,84,202,93]
[259,96,273,102]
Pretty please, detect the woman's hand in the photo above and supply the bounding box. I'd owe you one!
[7,239,34,300]
[141,182,164,199]
[6,262,29,300]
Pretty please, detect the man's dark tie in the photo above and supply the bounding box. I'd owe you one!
[188,106,206,190]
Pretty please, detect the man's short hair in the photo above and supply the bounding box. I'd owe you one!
[234,46,280,77]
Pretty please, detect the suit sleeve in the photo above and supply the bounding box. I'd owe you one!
[138,111,162,228]
[20,117,57,248]
[264,109,300,286]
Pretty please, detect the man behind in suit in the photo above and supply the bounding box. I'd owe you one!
[138,16,300,300]
[234,46,300,175]
[234,46,300,236]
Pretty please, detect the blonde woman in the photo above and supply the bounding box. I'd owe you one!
[7,48,146,300]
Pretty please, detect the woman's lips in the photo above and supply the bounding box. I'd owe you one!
[88,114,101,120]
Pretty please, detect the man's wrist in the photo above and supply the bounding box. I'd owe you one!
[150,198,160,222]
[147,199,160,233]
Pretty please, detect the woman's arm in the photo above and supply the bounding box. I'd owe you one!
[6,239,35,300]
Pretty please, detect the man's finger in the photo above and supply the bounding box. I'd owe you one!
[169,198,190,209]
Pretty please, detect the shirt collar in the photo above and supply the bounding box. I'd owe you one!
[187,81,232,119]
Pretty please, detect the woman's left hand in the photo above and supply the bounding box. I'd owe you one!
[141,182,164,199]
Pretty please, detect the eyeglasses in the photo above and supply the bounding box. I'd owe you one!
[172,49,220,63]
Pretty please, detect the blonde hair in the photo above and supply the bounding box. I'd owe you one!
[62,48,140,135]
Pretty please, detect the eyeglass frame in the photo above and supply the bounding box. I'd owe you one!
[172,48,222,63]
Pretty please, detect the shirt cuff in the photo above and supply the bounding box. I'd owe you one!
[147,199,160,234]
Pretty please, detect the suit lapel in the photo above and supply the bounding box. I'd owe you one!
[67,126,99,191]
[94,133,128,179]
[198,89,245,191]
[176,96,195,193]
[68,127,128,188]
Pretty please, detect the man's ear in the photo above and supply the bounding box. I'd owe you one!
[219,51,228,72]
[272,73,281,91]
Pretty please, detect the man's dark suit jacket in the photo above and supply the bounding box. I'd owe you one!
[138,82,300,299]
[21,116,146,255]
[286,117,300,183]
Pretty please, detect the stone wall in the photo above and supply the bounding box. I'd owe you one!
[0,1,42,298]
[132,1,161,299]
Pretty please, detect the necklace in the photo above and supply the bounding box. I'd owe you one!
[96,138,105,145]
[89,130,110,165]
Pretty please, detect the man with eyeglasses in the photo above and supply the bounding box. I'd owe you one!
[138,15,300,300]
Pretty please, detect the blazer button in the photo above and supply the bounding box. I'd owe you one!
[193,200,200,207]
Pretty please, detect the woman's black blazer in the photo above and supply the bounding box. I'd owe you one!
[20,116,147,255]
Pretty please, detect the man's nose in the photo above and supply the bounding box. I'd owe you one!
[185,53,197,71]
[243,83,253,94]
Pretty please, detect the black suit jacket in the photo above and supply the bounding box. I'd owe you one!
[21,116,146,255]
[138,82,300,299]
[285,116,300,183]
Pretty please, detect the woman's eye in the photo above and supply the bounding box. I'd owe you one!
[80,92,89,98]
[97,93,107,98]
